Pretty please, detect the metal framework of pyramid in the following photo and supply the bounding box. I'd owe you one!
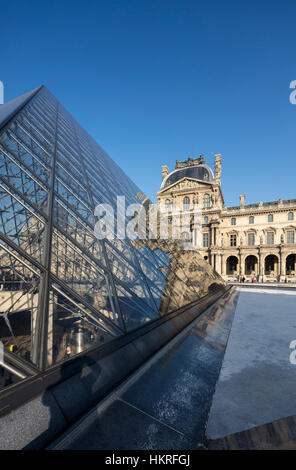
[0,86,211,387]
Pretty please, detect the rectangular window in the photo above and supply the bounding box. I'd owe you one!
[267,232,274,245]
[231,218,236,226]
[248,233,255,246]
[230,234,237,247]
[203,233,209,247]
[287,230,295,244]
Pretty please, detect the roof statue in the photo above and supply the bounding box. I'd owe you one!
[175,155,205,169]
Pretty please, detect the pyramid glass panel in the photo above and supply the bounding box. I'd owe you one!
[0,181,45,263]
[48,282,117,366]
[0,85,218,387]
[0,239,41,365]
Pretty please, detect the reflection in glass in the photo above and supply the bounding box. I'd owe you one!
[0,240,40,367]
[0,86,223,389]
[48,283,117,366]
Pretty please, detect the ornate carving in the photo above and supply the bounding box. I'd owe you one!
[175,155,205,169]
[170,179,200,191]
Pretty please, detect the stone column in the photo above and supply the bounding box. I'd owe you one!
[259,250,264,282]
[239,251,243,276]
[280,248,285,282]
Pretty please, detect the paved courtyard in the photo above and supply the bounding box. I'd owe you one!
[207,287,296,440]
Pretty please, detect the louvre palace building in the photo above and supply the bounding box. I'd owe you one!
[156,155,296,283]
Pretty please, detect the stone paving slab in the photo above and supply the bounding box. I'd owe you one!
[206,288,296,440]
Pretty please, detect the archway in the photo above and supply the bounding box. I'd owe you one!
[286,254,296,275]
[226,256,238,275]
[245,255,258,275]
[265,255,279,276]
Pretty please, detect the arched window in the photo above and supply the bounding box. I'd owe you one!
[204,216,208,224]
[268,214,273,222]
[203,194,211,208]
[226,256,238,274]
[286,254,296,274]
[245,255,258,275]
[183,197,190,211]
[165,199,171,211]
[265,254,278,275]
[249,216,254,224]
[288,212,294,221]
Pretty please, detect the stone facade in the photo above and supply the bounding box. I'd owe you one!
[156,155,296,283]
[134,238,226,313]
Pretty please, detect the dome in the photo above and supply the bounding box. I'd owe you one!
[161,164,214,190]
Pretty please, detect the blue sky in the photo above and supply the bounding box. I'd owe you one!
[1,0,296,205]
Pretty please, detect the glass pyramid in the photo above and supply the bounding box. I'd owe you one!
[0,86,219,389]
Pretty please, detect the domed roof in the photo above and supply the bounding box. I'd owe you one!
[161,162,214,190]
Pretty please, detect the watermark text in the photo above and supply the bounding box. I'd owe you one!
[94,196,202,249]
[0,81,3,104]
[289,80,296,104]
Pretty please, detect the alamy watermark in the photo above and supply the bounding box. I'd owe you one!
[289,340,296,364]
[93,196,202,249]
[0,81,3,105]
[289,80,296,104]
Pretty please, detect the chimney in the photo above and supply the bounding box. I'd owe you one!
[240,194,246,207]
[214,154,221,184]
[162,165,169,182]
